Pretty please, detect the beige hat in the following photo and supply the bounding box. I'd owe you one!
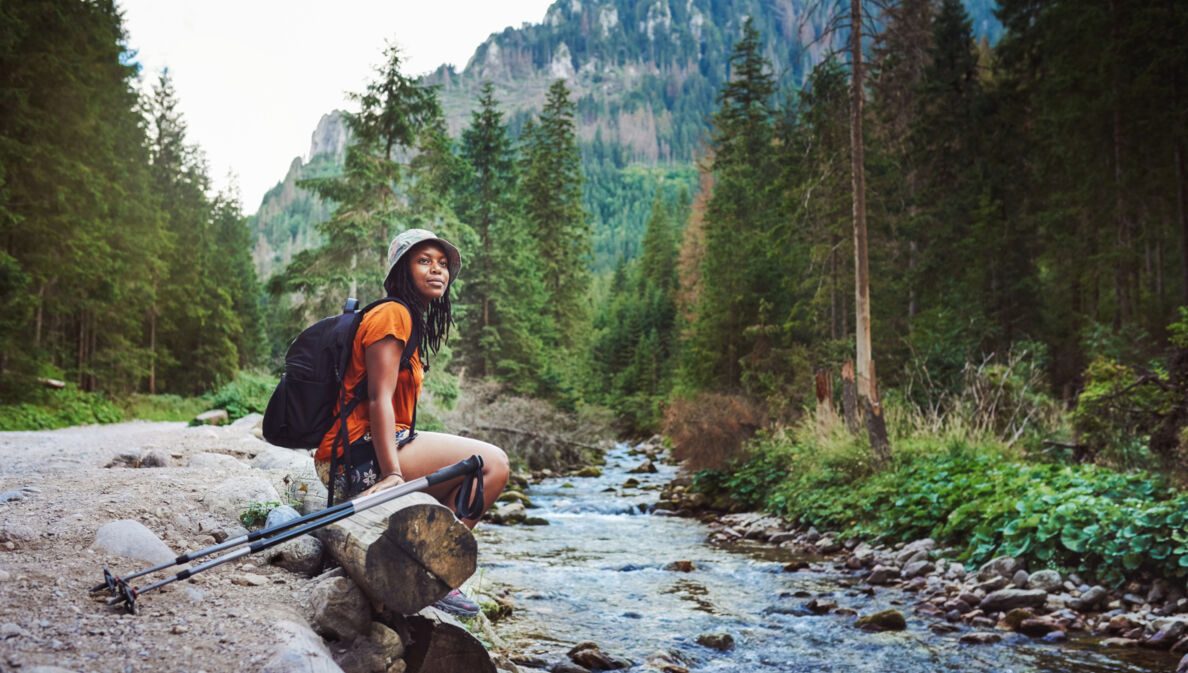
[385,228,461,285]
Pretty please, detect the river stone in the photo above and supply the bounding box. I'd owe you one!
[188,452,247,470]
[252,446,316,474]
[498,491,536,508]
[204,476,280,521]
[978,555,1024,581]
[1019,617,1061,637]
[231,412,264,433]
[1071,585,1109,610]
[260,620,343,673]
[816,536,842,554]
[980,589,1048,612]
[1027,569,1063,592]
[568,642,623,670]
[575,466,602,478]
[960,632,1002,645]
[902,560,935,579]
[895,538,936,565]
[855,609,907,632]
[1012,569,1030,588]
[265,505,301,529]
[867,565,899,585]
[304,576,371,641]
[194,409,229,425]
[268,535,325,576]
[491,502,527,525]
[90,520,173,565]
[696,633,734,651]
[628,459,658,474]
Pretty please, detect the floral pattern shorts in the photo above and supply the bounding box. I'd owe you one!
[315,429,409,502]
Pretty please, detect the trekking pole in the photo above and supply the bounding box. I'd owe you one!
[98,454,485,613]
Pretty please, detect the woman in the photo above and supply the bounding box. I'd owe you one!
[313,227,510,617]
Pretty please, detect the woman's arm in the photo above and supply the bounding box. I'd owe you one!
[360,335,406,495]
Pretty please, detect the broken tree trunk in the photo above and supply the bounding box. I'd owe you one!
[815,368,836,434]
[841,360,861,434]
[864,360,891,465]
[316,492,476,615]
[403,606,496,673]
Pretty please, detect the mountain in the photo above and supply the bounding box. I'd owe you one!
[249,0,1002,278]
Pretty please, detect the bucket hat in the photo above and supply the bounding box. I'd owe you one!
[386,228,462,286]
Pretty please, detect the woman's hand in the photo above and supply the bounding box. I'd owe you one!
[359,473,405,497]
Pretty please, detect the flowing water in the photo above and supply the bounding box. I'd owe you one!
[476,443,1177,672]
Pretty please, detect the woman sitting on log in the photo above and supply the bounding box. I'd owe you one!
[313,227,510,617]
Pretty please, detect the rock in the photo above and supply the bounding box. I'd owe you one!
[816,536,842,554]
[265,505,302,529]
[1012,569,1030,588]
[204,476,281,521]
[867,565,899,586]
[665,561,696,572]
[194,409,230,425]
[568,641,624,670]
[696,633,734,651]
[1108,615,1138,633]
[1042,630,1068,644]
[1019,618,1061,637]
[188,453,247,470]
[575,466,602,478]
[90,520,173,565]
[980,589,1048,612]
[1004,608,1034,630]
[0,490,24,502]
[1027,569,1063,593]
[490,502,527,525]
[1179,653,1188,673]
[895,538,936,566]
[268,535,325,576]
[335,633,390,673]
[975,576,1010,593]
[960,632,1003,645]
[1072,585,1109,610]
[1,622,29,639]
[628,459,658,474]
[0,523,37,548]
[232,573,269,586]
[769,532,799,545]
[498,491,536,507]
[1102,637,1139,648]
[1144,618,1188,649]
[139,449,170,467]
[523,517,550,526]
[304,576,371,641]
[855,609,907,632]
[302,480,329,515]
[231,412,264,433]
[945,562,967,580]
[252,446,316,473]
[805,599,837,615]
[978,556,1024,582]
[260,620,343,673]
[902,561,935,579]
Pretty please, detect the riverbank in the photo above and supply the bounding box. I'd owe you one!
[658,473,1188,671]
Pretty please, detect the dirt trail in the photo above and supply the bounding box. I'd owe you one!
[0,420,318,673]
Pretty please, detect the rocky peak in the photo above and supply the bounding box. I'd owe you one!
[307,110,348,161]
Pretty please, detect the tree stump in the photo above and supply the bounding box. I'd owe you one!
[841,360,861,434]
[404,607,496,673]
[315,492,476,615]
[815,367,836,432]
[864,361,891,464]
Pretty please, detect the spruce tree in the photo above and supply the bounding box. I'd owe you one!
[519,79,590,354]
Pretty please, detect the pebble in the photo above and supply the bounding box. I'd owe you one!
[231,573,269,587]
[1,622,28,639]
[0,490,25,502]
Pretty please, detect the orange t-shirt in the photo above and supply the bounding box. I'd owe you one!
[315,301,423,461]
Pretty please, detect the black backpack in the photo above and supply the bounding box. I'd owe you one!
[263,297,421,502]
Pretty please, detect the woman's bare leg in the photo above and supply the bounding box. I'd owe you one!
[396,430,509,529]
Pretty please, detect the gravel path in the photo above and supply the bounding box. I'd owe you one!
[0,419,321,673]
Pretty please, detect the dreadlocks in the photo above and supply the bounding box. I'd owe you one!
[383,250,454,358]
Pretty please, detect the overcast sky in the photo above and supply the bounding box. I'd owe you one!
[119,0,555,215]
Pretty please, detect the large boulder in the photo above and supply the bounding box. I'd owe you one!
[252,446,317,475]
[304,574,371,641]
[90,520,173,565]
[260,620,343,673]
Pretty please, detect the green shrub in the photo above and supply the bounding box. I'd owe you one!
[700,432,1186,585]
[204,371,277,421]
[0,385,123,430]
[120,393,208,422]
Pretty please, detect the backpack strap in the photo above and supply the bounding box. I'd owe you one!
[329,297,423,505]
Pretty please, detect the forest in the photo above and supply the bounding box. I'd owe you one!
[2,0,1187,501]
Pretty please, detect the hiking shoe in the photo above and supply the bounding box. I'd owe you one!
[434,589,480,618]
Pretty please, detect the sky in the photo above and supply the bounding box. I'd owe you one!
[118,0,555,215]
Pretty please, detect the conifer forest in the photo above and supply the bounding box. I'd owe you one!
[2,0,1187,488]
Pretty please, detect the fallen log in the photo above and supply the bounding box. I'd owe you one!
[403,606,496,673]
[315,492,476,615]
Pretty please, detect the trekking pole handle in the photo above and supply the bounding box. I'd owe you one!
[425,454,484,488]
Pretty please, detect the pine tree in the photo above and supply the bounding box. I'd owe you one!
[519,79,590,353]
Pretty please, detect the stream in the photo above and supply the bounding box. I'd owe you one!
[476,442,1176,672]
